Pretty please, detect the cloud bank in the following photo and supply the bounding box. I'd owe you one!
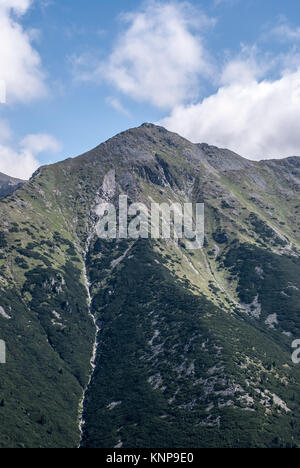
[161,67,300,159]
[0,130,61,179]
[0,0,47,103]
[75,1,215,110]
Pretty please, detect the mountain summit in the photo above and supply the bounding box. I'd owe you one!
[0,124,300,448]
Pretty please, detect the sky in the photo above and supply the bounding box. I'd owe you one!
[1,0,300,178]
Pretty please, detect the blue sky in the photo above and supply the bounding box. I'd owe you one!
[1,0,300,178]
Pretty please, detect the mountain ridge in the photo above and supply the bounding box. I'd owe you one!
[8,124,299,197]
[28,123,300,177]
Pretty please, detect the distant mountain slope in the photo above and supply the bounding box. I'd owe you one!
[0,172,24,199]
[0,124,300,448]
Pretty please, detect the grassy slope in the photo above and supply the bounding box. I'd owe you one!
[0,168,96,448]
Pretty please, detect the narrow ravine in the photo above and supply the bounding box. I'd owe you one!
[78,237,101,447]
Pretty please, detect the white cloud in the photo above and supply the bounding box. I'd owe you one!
[0,120,11,142]
[75,1,215,110]
[268,19,300,43]
[0,80,6,103]
[106,96,130,116]
[0,126,61,179]
[0,0,47,103]
[0,143,40,179]
[20,133,61,155]
[161,65,300,160]
[0,1,58,179]
[220,46,269,85]
[0,0,31,15]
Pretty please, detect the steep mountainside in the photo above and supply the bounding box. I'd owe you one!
[0,173,24,199]
[0,124,300,448]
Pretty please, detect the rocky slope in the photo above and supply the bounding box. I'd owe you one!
[0,172,24,199]
[0,124,300,448]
